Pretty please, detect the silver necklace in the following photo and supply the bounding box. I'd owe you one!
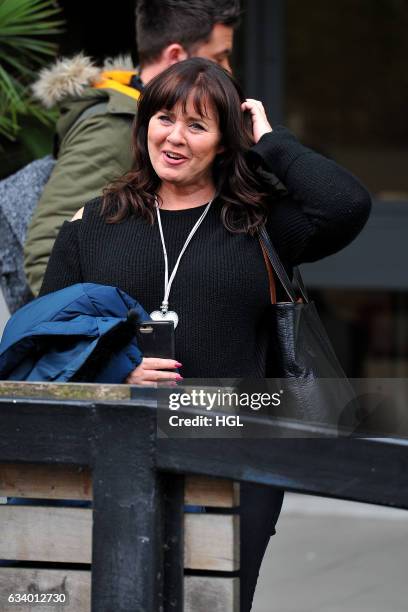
[150,198,213,329]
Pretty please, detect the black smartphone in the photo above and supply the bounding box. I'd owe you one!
[136,320,175,359]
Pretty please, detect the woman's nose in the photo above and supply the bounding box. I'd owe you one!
[166,122,185,144]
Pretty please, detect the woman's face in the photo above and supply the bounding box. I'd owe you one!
[147,93,224,190]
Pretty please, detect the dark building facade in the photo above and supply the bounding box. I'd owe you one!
[238,0,408,378]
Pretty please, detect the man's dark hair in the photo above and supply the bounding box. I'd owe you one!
[136,0,240,66]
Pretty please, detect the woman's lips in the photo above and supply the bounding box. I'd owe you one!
[161,151,188,166]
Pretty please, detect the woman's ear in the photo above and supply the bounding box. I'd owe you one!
[216,144,226,155]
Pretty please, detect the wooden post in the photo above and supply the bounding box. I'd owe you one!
[91,404,163,612]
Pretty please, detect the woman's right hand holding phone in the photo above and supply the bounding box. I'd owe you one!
[125,358,182,386]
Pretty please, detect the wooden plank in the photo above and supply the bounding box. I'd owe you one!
[184,514,239,571]
[184,576,239,612]
[0,381,130,401]
[185,476,239,508]
[0,464,92,500]
[0,507,92,563]
[0,572,240,612]
[0,568,90,612]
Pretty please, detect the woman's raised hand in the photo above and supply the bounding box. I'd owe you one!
[241,99,273,144]
[125,357,182,386]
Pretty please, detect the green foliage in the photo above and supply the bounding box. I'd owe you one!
[0,0,64,142]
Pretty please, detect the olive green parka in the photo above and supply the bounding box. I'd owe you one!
[24,55,141,295]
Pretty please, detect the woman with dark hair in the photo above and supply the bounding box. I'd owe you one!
[40,58,371,610]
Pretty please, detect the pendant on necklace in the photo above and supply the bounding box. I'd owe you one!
[150,309,179,329]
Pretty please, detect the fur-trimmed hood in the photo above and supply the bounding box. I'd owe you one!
[32,54,137,108]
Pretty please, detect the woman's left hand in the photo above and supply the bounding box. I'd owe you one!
[241,99,273,144]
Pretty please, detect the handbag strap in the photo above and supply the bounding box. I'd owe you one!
[260,240,277,304]
[258,225,309,304]
[292,266,309,303]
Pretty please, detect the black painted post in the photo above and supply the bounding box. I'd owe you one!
[162,474,184,611]
[91,403,163,612]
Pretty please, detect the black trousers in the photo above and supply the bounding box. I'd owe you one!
[240,483,284,612]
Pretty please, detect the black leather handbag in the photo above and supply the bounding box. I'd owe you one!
[258,225,357,433]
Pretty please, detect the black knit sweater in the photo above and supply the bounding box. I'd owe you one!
[40,127,371,378]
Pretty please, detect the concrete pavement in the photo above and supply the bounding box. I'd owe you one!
[253,493,408,612]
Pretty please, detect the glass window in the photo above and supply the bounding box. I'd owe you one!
[286,0,408,200]
[312,289,408,377]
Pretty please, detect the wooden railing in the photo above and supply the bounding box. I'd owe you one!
[0,381,407,611]
[0,466,239,611]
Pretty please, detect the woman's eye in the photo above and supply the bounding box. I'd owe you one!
[158,115,171,123]
[190,122,205,131]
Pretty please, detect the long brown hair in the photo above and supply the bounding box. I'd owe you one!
[102,58,278,234]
